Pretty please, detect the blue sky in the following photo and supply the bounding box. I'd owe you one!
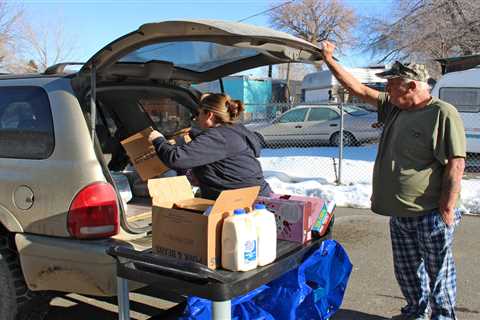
[20,0,391,71]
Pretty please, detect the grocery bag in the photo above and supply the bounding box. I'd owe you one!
[179,285,274,320]
[180,240,352,320]
[255,240,352,320]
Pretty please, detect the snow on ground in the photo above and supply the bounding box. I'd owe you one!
[259,145,480,214]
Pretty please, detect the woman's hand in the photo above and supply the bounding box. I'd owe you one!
[148,130,164,143]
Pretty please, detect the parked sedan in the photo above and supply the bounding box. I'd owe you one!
[253,104,381,147]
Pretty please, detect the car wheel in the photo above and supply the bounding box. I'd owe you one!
[254,131,267,148]
[330,131,357,146]
[0,229,53,320]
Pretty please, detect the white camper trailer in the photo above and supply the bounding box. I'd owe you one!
[431,67,480,153]
[301,68,386,103]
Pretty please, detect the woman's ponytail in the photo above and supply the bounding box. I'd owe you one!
[200,93,244,124]
[225,98,245,122]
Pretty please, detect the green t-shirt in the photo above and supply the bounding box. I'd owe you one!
[371,93,466,217]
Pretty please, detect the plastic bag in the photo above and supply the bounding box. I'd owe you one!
[255,240,352,320]
[179,285,274,320]
[181,240,352,320]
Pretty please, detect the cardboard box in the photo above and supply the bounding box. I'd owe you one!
[149,176,259,269]
[269,194,323,234]
[172,198,215,213]
[312,200,336,237]
[255,195,322,243]
[121,127,169,181]
[168,128,192,145]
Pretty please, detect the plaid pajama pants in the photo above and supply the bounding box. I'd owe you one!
[390,209,462,320]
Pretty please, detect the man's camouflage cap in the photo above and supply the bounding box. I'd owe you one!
[376,61,429,82]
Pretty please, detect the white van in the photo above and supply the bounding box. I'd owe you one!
[301,68,385,103]
[431,67,480,153]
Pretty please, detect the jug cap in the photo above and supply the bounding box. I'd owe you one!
[233,208,246,215]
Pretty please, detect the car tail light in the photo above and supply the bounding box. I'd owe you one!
[68,182,119,239]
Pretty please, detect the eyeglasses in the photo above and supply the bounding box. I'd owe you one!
[190,112,199,121]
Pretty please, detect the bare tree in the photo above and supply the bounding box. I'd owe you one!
[20,17,78,72]
[268,0,357,51]
[363,0,480,64]
[0,1,24,73]
[0,2,78,74]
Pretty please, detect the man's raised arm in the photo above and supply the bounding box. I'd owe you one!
[321,41,380,108]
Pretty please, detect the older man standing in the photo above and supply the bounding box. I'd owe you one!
[321,41,466,320]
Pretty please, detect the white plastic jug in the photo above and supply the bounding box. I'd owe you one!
[221,208,258,272]
[252,203,277,266]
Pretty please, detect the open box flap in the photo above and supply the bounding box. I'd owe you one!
[148,175,194,207]
[210,186,260,216]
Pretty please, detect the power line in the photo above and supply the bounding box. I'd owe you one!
[237,0,294,22]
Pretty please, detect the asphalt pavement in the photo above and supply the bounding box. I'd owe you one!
[45,207,480,319]
[332,208,480,320]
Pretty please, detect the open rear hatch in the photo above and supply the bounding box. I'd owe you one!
[73,19,322,86]
[72,19,323,234]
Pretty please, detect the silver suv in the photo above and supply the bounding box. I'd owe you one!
[0,20,322,320]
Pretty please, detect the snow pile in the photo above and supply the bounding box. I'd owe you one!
[259,146,480,214]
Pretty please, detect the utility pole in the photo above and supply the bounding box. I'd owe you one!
[286,62,291,105]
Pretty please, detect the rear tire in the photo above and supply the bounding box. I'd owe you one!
[0,230,53,320]
[330,131,357,146]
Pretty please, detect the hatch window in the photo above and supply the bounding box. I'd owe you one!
[119,41,259,72]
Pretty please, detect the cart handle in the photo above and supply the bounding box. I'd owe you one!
[107,246,227,283]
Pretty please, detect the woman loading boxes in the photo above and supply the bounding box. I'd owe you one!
[148,92,272,200]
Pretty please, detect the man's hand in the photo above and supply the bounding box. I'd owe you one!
[319,40,380,107]
[320,41,336,62]
[439,157,465,226]
[148,130,164,143]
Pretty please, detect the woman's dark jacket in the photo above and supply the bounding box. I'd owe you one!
[152,123,272,200]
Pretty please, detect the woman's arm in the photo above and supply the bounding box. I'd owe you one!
[152,130,227,169]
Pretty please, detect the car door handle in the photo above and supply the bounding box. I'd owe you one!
[295,125,303,128]
[330,124,338,127]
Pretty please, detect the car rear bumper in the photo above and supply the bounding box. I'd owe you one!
[15,233,145,296]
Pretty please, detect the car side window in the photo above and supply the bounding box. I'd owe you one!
[0,86,54,159]
[278,108,308,123]
[141,97,193,135]
[307,108,339,122]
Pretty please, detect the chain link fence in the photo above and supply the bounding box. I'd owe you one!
[460,112,480,175]
[242,101,480,187]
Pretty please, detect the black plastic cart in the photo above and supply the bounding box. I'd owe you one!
[108,232,330,320]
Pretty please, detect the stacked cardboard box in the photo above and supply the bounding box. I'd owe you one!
[255,195,335,243]
[148,176,259,269]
